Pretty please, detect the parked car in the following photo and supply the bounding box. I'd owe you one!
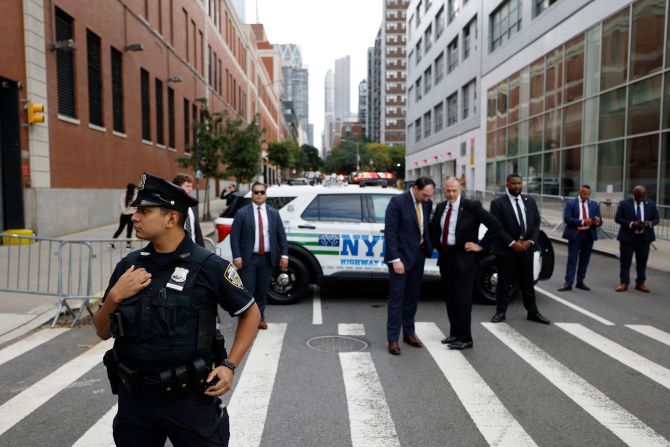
[214,185,555,305]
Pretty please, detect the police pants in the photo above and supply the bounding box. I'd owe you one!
[113,386,230,446]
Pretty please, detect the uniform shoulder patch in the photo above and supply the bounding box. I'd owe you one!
[224,263,244,289]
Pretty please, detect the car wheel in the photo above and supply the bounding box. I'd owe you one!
[268,257,310,304]
[475,256,518,304]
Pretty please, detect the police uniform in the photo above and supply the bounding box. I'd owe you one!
[101,173,255,446]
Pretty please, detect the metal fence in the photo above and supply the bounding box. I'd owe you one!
[0,234,221,327]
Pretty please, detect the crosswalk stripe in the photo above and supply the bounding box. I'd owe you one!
[482,323,670,446]
[313,286,323,325]
[338,324,399,447]
[228,323,286,447]
[534,286,615,326]
[0,328,70,367]
[416,322,537,447]
[626,325,670,347]
[0,338,113,436]
[556,323,670,390]
[71,404,117,447]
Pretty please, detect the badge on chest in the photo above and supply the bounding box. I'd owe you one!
[166,267,189,291]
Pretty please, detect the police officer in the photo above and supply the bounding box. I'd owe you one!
[93,172,260,446]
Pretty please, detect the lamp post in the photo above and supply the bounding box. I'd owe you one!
[341,138,361,171]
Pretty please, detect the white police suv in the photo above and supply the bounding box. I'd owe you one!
[214,183,554,304]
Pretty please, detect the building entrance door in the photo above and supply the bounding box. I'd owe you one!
[0,77,24,232]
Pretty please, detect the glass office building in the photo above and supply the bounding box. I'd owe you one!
[485,0,670,205]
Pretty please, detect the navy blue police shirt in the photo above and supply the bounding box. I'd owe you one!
[102,236,254,371]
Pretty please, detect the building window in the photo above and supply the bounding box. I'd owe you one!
[463,16,476,60]
[111,47,124,132]
[167,87,175,148]
[435,52,444,84]
[447,93,458,126]
[424,25,432,52]
[55,7,76,118]
[155,79,164,145]
[86,30,103,126]
[424,67,432,94]
[447,38,459,73]
[184,98,190,149]
[448,0,459,24]
[416,1,422,26]
[462,84,470,119]
[490,0,522,52]
[416,40,422,64]
[140,68,151,140]
[424,111,432,138]
[425,0,432,12]
[535,0,559,17]
[435,6,445,38]
[415,118,422,142]
[434,101,444,132]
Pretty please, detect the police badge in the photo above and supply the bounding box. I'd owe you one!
[166,267,189,291]
[137,173,147,190]
[225,264,244,289]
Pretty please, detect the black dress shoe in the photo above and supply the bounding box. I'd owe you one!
[527,312,551,325]
[448,340,473,350]
[491,312,506,323]
[441,336,457,344]
[558,283,572,292]
[575,283,590,291]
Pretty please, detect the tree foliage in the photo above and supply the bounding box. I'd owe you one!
[323,140,404,175]
[220,116,263,184]
[301,144,322,171]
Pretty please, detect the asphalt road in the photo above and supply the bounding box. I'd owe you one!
[1,246,669,446]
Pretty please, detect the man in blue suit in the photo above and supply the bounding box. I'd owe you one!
[230,182,289,328]
[558,185,602,292]
[384,177,435,355]
[615,185,659,293]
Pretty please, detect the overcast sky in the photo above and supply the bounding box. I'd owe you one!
[247,0,383,148]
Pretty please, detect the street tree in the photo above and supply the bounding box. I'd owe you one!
[301,144,322,171]
[220,115,263,185]
[267,140,293,182]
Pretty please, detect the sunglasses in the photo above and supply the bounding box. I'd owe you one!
[252,190,266,195]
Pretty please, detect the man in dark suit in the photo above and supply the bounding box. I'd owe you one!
[558,185,602,292]
[430,176,501,350]
[614,185,659,293]
[230,182,289,328]
[173,174,204,247]
[384,176,435,355]
[489,174,550,325]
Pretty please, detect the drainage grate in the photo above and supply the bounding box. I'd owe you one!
[306,335,369,353]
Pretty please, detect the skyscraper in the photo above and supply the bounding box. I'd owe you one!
[359,79,368,136]
[323,69,334,155]
[334,56,351,123]
[279,44,310,144]
[367,29,382,142]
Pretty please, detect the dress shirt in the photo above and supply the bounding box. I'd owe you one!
[506,189,533,246]
[440,195,461,246]
[577,199,590,230]
[187,207,196,243]
[632,201,645,234]
[253,203,270,254]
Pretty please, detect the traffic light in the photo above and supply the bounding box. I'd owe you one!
[26,102,45,125]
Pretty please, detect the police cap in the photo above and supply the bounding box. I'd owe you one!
[131,172,198,212]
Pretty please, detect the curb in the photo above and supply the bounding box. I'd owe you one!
[0,305,55,347]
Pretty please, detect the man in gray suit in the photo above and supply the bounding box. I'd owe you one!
[230,182,288,329]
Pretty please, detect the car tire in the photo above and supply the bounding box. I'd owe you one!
[475,255,518,304]
[268,257,310,304]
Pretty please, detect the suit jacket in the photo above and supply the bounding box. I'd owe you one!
[562,198,602,241]
[230,203,289,266]
[190,206,205,247]
[615,197,659,244]
[430,198,502,268]
[489,193,541,256]
[383,190,433,269]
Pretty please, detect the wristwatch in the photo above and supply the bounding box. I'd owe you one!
[221,359,237,374]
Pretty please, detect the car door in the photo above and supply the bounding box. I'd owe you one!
[296,193,374,279]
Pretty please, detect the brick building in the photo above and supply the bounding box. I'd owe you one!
[0,0,287,236]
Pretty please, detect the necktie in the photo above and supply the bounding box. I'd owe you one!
[578,201,588,230]
[185,209,193,240]
[636,202,642,221]
[258,206,265,256]
[415,202,423,238]
[441,203,452,250]
[515,197,526,237]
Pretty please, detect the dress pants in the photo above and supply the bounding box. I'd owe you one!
[495,251,539,314]
[386,253,426,342]
[238,253,273,320]
[564,232,594,285]
[619,234,650,285]
[439,251,474,343]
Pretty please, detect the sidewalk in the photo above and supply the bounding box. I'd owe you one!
[0,199,223,346]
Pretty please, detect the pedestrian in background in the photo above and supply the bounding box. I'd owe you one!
[384,176,435,355]
[230,182,288,330]
[93,172,260,446]
[558,185,602,292]
[430,176,500,350]
[173,174,204,247]
[489,174,550,325]
[110,183,136,249]
[614,185,659,293]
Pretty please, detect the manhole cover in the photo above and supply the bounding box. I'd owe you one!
[306,336,369,353]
